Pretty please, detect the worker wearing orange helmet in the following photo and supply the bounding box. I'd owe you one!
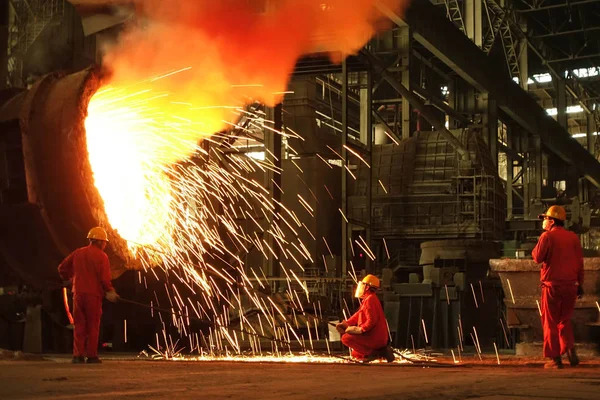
[336,274,394,362]
[58,227,119,364]
[532,205,584,369]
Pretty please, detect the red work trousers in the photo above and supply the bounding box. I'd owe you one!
[541,284,577,358]
[341,334,379,359]
[73,293,103,358]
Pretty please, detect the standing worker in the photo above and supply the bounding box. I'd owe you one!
[58,227,119,364]
[532,205,584,369]
[336,275,395,363]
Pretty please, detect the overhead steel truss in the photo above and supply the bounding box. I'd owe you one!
[7,0,65,87]
[435,0,600,156]
[380,0,600,186]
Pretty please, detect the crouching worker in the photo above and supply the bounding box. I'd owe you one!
[336,275,395,363]
[58,227,120,364]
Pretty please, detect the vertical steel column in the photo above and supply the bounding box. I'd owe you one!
[506,125,514,219]
[341,60,348,279]
[518,18,528,91]
[480,92,498,167]
[365,69,373,272]
[0,2,8,88]
[523,154,529,218]
[265,104,282,278]
[534,136,543,199]
[400,26,412,140]
[587,113,597,154]
[556,78,567,130]
[465,0,483,47]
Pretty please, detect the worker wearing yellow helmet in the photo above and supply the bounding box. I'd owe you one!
[533,205,584,369]
[335,274,395,362]
[58,227,119,364]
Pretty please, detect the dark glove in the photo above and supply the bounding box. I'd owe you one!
[577,285,584,299]
[335,322,347,335]
[62,280,72,288]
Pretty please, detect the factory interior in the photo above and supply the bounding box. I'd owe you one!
[2,0,600,399]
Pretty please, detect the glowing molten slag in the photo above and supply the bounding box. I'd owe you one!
[84,83,213,249]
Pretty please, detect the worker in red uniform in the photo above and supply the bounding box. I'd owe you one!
[532,205,584,369]
[58,227,119,364]
[336,275,395,363]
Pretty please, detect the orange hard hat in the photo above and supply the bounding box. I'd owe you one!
[87,227,109,242]
[538,205,566,221]
[361,274,380,288]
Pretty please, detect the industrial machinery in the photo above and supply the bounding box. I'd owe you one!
[490,258,600,355]
[345,128,506,349]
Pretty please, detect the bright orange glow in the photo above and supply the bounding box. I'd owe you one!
[84,80,217,248]
[81,0,412,360]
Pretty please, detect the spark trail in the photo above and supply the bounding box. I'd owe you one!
[80,0,414,362]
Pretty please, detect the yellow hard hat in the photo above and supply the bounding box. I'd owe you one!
[538,205,566,221]
[361,274,380,289]
[87,227,109,242]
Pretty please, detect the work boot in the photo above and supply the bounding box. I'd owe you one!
[544,357,564,369]
[86,357,102,364]
[382,345,396,363]
[71,356,85,364]
[567,348,580,366]
[362,351,380,363]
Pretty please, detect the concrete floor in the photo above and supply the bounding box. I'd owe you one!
[1,357,600,399]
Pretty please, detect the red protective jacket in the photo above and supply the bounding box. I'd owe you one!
[345,292,389,349]
[532,226,584,286]
[58,244,114,297]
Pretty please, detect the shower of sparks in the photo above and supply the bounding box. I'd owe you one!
[146,344,427,365]
[506,279,515,304]
[84,72,353,361]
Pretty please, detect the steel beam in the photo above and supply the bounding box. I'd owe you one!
[365,70,373,272]
[341,60,348,279]
[516,0,600,13]
[264,103,282,278]
[377,0,600,187]
[399,26,412,140]
[506,125,514,219]
[556,78,567,129]
[587,113,597,154]
[361,49,471,160]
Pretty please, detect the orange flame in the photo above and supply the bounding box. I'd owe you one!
[84,0,409,248]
